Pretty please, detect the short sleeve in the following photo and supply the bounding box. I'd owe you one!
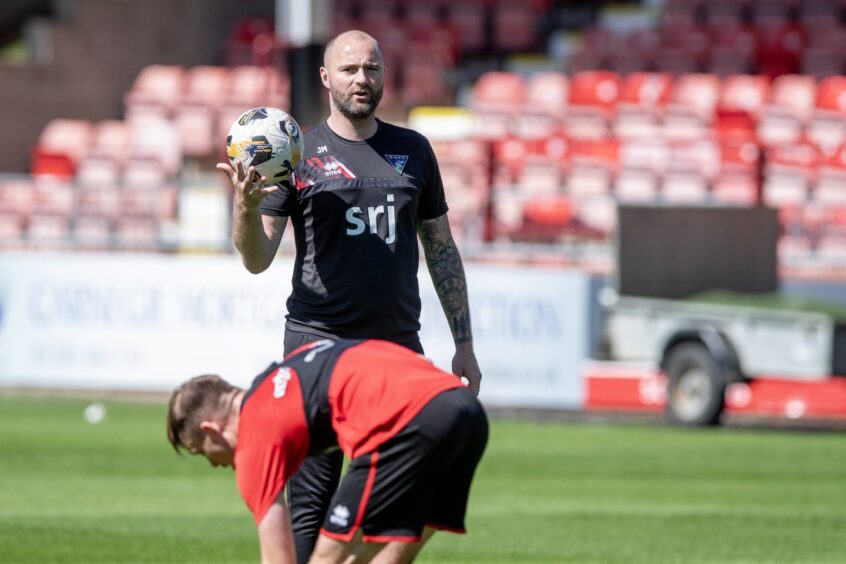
[235,444,299,525]
[417,140,449,221]
[259,178,296,217]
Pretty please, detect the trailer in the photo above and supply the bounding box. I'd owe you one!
[590,290,846,425]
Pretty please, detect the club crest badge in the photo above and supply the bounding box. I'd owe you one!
[384,154,409,174]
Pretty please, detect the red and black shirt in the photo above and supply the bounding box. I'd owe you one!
[234,339,463,524]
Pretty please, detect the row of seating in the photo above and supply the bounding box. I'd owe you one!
[0,177,173,251]
[471,71,846,148]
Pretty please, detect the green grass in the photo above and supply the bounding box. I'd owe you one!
[2,396,845,563]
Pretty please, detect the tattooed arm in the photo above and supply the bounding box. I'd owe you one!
[418,214,482,396]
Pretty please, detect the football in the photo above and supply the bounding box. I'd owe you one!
[226,107,303,180]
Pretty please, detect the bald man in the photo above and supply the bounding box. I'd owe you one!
[216,30,483,562]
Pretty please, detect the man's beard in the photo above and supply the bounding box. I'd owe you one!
[330,84,383,120]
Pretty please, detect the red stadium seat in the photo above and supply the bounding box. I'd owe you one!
[183,66,231,109]
[0,179,35,219]
[664,73,721,140]
[706,0,748,25]
[115,217,160,250]
[758,74,816,145]
[77,155,120,191]
[566,71,621,140]
[762,142,817,207]
[27,213,71,249]
[174,104,216,158]
[801,46,845,80]
[663,0,703,26]
[33,119,93,175]
[471,72,526,139]
[91,120,130,166]
[124,65,186,118]
[566,139,618,198]
[707,24,756,75]
[493,0,539,53]
[814,145,846,205]
[615,72,673,139]
[808,76,846,150]
[716,74,770,141]
[73,215,113,249]
[756,22,806,78]
[517,72,568,138]
[0,212,24,248]
[445,0,487,54]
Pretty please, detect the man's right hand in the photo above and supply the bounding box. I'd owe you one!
[216,160,278,211]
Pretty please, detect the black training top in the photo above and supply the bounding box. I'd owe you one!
[259,120,448,343]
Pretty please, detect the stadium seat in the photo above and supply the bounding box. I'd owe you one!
[114,217,159,250]
[616,168,659,202]
[664,73,721,140]
[715,74,770,141]
[400,46,452,107]
[654,23,708,73]
[798,0,841,28]
[719,74,770,117]
[617,138,669,201]
[808,76,846,150]
[0,179,35,220]
[814,145,846,205]
[711,172,759,205]
[31,150,76,178]
[33,176,75,217]
[124,65,186,118]
[0,212,24,248]
[757,74,816,145]
[33,119,93,175]
[662,139,720,200]
[566,139,618,198]
[571,195,617,239]
[615,72,673,139]
[663,0,704,25]
[26,213,71,249]
[76,185,121,220]
[183,66,231,109]
[762,142,816,207]
[707,25,756,75]
[755,21,806,78]
[517,72,568,139]
[73,215,113,249]
[492,0,539,53]
[224,16,275,66]
[803,46,845,80]
[127,118,182,176]
[706,0,748,25]
[566,71,621,140]
[173,104,216,158]
[517,196,572,243]
[91,120,130,166]
[471,71,525,139]
[444,0,487,54]
[76,155,120,191]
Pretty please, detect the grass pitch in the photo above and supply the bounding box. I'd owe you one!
[1,395,845,563]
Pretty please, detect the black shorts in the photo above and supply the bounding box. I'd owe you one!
[318,387,488,543]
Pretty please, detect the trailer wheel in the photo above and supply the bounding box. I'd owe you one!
[665,343,726,426]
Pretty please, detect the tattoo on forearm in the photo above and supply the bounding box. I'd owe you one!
[419,219,472,344]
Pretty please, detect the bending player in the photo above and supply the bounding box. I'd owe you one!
[167,339,488,563]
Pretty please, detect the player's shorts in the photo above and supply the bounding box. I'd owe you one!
[318,386,488,543]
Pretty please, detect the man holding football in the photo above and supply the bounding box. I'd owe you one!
[216,29,483,563]
[167,339,488,564]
